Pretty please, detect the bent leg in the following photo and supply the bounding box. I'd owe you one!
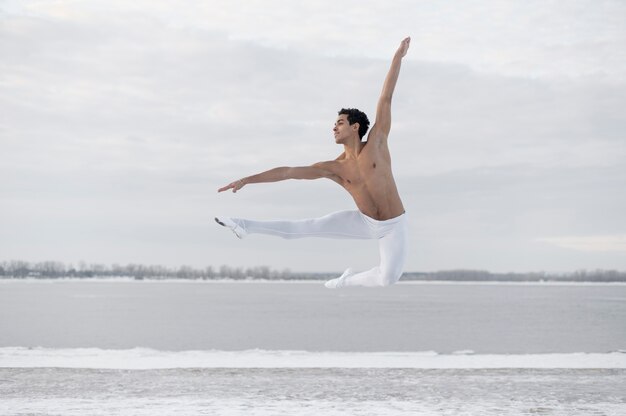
[233,210,373,240]
[338,218,408,287]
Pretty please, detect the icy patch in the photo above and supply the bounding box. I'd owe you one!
[2,347,625,369]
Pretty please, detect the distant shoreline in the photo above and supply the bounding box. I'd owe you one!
[2,277,626,285]
[3,260,626,282]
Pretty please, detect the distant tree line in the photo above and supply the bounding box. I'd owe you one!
[402,269,626,282]
[1,260,625,282]
[0,260,333,281]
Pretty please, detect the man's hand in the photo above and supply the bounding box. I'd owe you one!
[218,179,246,193]
[396,37,411,58]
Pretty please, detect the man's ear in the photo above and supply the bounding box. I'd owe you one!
[352,122,360,132]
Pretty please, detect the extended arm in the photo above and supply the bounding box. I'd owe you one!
[368,37,410,143]
[217,162,340,193]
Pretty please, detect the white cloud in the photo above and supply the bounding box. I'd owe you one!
[6,0,626,81]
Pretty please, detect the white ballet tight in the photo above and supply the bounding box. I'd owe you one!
[232,210,408,287]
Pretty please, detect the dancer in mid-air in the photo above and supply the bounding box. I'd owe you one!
[217,37,411,288]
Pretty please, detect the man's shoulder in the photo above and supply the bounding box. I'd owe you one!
[361,135,390,154]
[364,126,389,145]
[312,159,342,170]
[309,160,344,184]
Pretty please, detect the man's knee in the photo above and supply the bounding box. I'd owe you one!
[377,268,403,287]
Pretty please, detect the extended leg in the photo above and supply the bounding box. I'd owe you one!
[219,210,373,240]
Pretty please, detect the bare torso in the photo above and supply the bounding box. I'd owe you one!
[218,38,412,219]
[328,141,404,221]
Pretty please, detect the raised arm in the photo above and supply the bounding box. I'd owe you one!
[217,161,341,193]
[368,37,410,144]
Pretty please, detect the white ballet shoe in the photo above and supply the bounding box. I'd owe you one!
[215,217,247,239]
[325,268,353,289]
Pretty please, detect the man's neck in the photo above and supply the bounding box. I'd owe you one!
[343,137,364,159]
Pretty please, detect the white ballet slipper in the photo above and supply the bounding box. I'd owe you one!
[215,217,248,239]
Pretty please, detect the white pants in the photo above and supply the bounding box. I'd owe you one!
[232,210,408,287]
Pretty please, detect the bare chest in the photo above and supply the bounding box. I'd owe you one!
[338,157,387,189]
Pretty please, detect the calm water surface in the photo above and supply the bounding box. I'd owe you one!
[1,280,625,353]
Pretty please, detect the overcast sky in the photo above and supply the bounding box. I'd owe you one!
[1,0,625,274]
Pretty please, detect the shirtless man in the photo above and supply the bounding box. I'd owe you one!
[217,37,411,288]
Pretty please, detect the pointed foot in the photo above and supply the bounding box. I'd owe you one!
[325,268,353,289]
[215,216,247,239]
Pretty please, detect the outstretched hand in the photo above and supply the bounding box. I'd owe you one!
[218,179,246,193]
[396,36,411,58]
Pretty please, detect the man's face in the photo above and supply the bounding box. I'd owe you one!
[333,114,358,144]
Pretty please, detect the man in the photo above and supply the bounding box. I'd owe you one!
[217,37,411,288]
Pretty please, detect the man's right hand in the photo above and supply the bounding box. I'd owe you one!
[396,36,411,58]
[218,179,246,193]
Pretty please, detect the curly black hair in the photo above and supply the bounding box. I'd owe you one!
[338,108,370,140]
